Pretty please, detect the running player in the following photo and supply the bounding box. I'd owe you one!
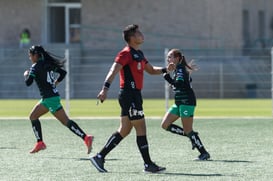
[24,45,93,154]
[90,24,166,173]
[161,48,210,160]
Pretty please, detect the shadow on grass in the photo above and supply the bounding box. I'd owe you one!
[209,159,254,163]
[79,158,118,161]
[163,172,223,177]
[0,146,17,149]
[42,157,119,161]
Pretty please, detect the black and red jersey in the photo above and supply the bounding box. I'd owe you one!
[115,46,148,90]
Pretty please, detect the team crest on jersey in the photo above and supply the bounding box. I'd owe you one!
[133,53,140,59]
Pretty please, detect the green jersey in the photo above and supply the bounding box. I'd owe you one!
[163,63,196,106]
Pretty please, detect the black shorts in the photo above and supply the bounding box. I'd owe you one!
[118,89,144,120]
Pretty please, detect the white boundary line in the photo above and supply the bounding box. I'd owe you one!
[0,116,272,120]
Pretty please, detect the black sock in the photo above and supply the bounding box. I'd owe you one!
[67,120,86,139]
[166,124,185,136]
[31,119,43,142]
[99,132,123,158]
[187,131,207,154]
[137,135,152,164]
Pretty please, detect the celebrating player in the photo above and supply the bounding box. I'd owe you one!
[24,45,93,154]
[90,24,166,173]
[161,48,210,160]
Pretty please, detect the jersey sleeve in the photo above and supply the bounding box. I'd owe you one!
[55,68,67,82]
[25,74,34,86]
[163,73,174,85]
[25,64,36,86]
[115,51,130,66]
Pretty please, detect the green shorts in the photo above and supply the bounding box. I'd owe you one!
[168,104,195,118]
[39,96,63,114]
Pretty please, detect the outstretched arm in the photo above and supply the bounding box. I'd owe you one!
[144,63,164,75]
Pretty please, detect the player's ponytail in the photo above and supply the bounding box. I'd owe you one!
[29,45,66,69]
[171,49,198,72]
[43,51,66,69]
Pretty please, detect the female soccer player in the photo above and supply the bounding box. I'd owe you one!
[161,48,210,160]
[24,45,93,154]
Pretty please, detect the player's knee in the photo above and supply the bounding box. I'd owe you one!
[119,130,130,138]
[29,114,38,120]
[161,121,169,130]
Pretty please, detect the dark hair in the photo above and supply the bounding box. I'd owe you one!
[123,24,139,43]
[170,49,193,71]
[29,45,65,68]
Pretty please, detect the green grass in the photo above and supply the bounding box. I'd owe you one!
[1,118,273,180]
[0,99,272,117]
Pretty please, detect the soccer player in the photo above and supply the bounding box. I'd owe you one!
[161,49,210,160]
[90,24,166,173]
[24,45,93,154]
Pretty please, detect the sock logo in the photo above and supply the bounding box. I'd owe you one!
[191,135,203,149]
[141,144,148,149]
[171,127,184,134]
[71,126,84,137]
[33,126,40,140]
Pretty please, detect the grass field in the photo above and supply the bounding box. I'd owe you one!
[0,99,271,117]
[0,99,272,180]
[1,118,273,180]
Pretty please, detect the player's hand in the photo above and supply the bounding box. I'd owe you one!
[54,80,59,86]
[97,89,108,103]
[23,70,29,77]
[167,63,176,72]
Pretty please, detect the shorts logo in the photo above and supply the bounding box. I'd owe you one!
[49,107,54,112]
[183,110,188,115]
[129,108,144,117]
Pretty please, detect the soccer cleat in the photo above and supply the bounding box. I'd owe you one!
[144,162,166,173]
[29,141,46,153]
[84,135,94,154]
[90,154,107,173]
[195,152,210,161]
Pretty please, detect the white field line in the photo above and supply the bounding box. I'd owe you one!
[0,116,272,120]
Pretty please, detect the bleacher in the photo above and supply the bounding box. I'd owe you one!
[0,47,271,99]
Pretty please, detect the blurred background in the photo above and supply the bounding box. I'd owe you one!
[0,0,271,99]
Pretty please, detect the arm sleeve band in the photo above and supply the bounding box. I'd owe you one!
[163,73,174,85]
[25,75,34,86]
[161,68,167,74]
